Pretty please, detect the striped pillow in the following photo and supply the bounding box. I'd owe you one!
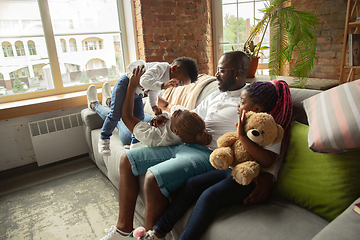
[302,79,360,153]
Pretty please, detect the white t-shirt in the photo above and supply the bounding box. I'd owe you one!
[172,88,282,179]
[192,89,243,151]
[128,60,170,108]
[132,112,181,147]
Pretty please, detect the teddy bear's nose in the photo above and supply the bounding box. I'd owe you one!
[251,130,260,136]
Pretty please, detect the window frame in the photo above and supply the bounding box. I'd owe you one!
[212,0,270,74]
[0,0,137,105]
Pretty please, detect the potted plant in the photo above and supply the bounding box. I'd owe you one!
[243,0,319,88]
[243,40,269,78]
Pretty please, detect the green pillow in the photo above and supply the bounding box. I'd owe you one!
[272,121,360,222]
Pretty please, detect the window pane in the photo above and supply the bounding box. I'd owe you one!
[0,1,54,97]
[222,0,269,75]
[48,0,126,87]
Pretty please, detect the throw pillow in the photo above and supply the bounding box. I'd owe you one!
[302,79,360,153]
[272,121,360,222]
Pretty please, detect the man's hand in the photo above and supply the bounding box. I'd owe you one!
[161,79,183,90]
[244,172,274,205]
[129,65,145,88]
[152,105,163,115]
[150,115,169,127]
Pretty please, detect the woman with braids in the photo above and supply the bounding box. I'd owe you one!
[121,65,212,149]
[137,80,293,240]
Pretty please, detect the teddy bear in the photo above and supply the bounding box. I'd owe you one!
[209,111,284,185]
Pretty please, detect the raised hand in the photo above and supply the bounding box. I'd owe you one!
[129,65,145,88]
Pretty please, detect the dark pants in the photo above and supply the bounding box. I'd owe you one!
[153,168,256,240]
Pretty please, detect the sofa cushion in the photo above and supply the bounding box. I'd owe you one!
[312,197,360,240]
[272,121,360,222]
[197,199,327,240]
[289,88,321,125]
[303,79,360,153]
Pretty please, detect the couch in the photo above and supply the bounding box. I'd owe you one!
[81,74,360,240]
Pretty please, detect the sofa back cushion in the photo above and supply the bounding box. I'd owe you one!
[272,121,360,222]
[289,88,321,125]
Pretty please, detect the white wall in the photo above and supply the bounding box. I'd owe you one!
[0,105,87,171]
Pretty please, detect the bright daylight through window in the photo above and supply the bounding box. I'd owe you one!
[221,0,270,75]
[0,0,126,101]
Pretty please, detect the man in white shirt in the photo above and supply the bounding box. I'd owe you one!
[100,51,276,240]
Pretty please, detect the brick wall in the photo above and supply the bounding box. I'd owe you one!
[134,0,349,80]
[290,0,348,80]
[133,0,214,75]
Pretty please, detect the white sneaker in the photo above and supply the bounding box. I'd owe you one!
[138,230,164,240]
[102,82,112,107]
[98,139,111,156]
[87,85,98,110]
[100,225,134,240]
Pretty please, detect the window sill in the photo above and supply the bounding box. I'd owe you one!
[0,90,93,121]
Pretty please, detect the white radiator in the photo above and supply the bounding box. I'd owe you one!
[28,113,88,166]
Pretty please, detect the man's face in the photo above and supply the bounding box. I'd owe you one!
[215,56,238,92]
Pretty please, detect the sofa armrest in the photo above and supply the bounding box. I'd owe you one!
[81,108,104,158]
[312,197,360,240]
[81,108,104,130]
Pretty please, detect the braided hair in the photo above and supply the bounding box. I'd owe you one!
[174,111,212,146]
[245,80,293,163]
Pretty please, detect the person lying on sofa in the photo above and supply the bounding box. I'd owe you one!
[100,51,280,240]
[121,65,212,148]
[88,57,198,156]
[137,80,293,240]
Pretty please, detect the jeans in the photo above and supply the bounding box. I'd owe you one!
[100,74,145,142]
[93,103,153,146]
[126,143,214,198]
[153,169,256,240]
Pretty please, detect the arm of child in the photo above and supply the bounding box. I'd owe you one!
[157,95,174,113]
[122,66,145,133]
[236,110,277,169]
[243,172,274,205]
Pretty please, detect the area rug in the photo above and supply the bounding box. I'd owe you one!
[0,166,120,240]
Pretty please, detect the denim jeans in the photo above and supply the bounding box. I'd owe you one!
[153,169,256,240]
[93,101,153,145]
[99,74,147,143]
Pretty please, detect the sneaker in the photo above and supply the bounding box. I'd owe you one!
[87,85,98,110]
[98,139,111,156]
[100,225,134,240]
[138,230,164,240]
[102,82,112,107]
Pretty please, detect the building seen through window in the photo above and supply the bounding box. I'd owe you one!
[0,0,126,98]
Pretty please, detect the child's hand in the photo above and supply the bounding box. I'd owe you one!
[161,79,184,89]
[150,115,169,127]
[152,105,163,115]
[235,110,247,138]
[129,65,145,88]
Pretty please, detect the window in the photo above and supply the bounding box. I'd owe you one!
[0,0,132,103]
[15,41,25,56]
[60,39,67,53]
[2,42,14,57]
[213,0,270,75]
[28,40,37,55]
[69,38,77,52]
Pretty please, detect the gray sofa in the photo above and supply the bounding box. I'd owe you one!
[81,75,360,240]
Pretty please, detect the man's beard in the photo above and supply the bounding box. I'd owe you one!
[218,75,236,92]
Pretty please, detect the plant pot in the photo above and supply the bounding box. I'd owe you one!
[247,57,259,78]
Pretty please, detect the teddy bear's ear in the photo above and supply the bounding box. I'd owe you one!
[273,124,284,144]
[245,111,255,119]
